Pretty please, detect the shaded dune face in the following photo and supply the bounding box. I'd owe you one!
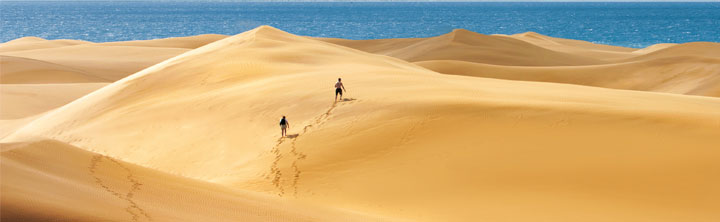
[2,26,720,221]
[1,140,394,222]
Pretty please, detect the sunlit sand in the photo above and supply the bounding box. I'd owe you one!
[2,26,719,222]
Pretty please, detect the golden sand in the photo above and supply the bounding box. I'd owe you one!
[2,26,719,221]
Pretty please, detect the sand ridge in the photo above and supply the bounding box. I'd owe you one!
[416,56,720,97]
[0,37,91,53]
[321,29,606,66]
[322,29,720,97]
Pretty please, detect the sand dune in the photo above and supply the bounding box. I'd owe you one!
[0,56,109,84]
[0,45,190,81]
[324,30,720,66]
[321,29,605,66]
[1,140,393,222]
[99,34,228,49]
[0,37,91,53]
[325,30,720,97]
[0,35,226,142]
[0,34,223,83]
[319,37,426,56]
[623,42,720,62]
[1,83,109,119]
[3,26,719,221]
[506,32,638,60]
[417,56,720,97]
[0,115,42,141]
[511,32,635,53]
[632,43,678,54]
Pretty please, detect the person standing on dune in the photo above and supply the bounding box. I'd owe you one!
[279,116,289,137]
[335,78,347,101]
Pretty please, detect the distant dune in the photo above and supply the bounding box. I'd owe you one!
[417,56,720,97]
[0,55,108,84]
[2,26,719,221]
[323,30,720,97]
[99,34,228,49]
[506,32,638,60]
[622,42,720,62]
[0,37,91,53]
[322,29,605,66]
[1,83,108,119]
[0,34,224,82]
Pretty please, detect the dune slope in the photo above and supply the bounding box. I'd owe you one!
[99,34,228,49]
[1,140,394,222]
[1,45,189,81]
[1,83,109,119]
[324,31,720,98]
[622,42,720,62]
[507,32,637,61]
[0,34,225,82]
[4,26,720,221]
[417,56,720,97]
[0,56,109,84]
[320,29,605,66]
[0,37,90,53]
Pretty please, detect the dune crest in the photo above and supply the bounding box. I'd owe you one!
[632,43,677,54]
[325,30,720,97]
[417,56,720,97]
[0,37,91,53]
[623,42,720,61]
[98,34,228,49]
[321,29,605,66]
[507,32,638,60]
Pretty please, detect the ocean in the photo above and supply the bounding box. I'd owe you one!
[1,1,719,48]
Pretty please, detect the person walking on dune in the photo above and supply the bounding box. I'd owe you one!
[335,78,347,101]
[279,116,289,137]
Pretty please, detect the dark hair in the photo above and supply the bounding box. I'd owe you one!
[338,78,341,81]
[282,116,286,118]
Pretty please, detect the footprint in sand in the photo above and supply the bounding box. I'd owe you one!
[89,155,152,222]
[269,99,357,196]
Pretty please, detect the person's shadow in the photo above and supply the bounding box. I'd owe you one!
[285,134,299,139]
[337,98,357,102]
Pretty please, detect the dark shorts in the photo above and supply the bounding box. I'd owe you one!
[335,88,342,96]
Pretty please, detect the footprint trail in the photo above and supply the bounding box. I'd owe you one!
[269,99,355,196]
[89,155,152,222]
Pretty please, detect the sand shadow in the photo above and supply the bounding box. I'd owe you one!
[336,98,357,103]
[285,134,299,139]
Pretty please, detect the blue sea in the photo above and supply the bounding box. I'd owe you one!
[1,1,719,48]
